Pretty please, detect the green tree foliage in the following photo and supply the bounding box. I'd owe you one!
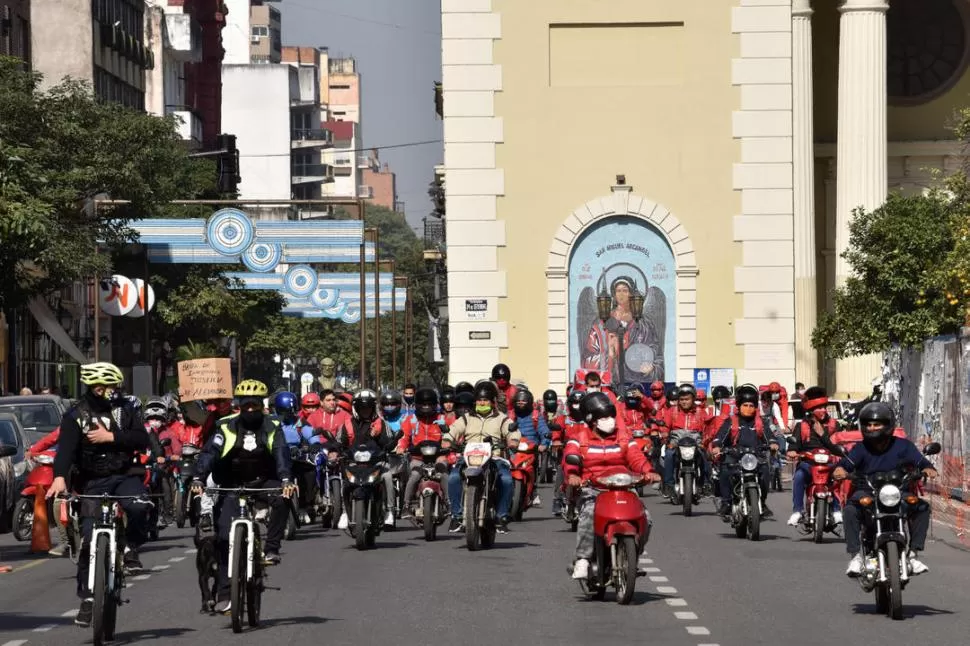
[0,57,215,309]
[811,191,963,358]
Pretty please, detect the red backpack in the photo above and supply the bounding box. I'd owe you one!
[729,415,766,444]
[798,418,837,443]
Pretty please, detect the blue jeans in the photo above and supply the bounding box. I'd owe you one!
[663,446,708,486]
[792,462,841,513]
[447,458,514,519]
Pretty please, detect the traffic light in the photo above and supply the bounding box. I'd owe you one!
[216,133,240,194]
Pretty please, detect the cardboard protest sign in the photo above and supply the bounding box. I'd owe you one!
[178,358,233,401]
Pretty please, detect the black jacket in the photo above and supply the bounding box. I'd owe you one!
[54,394,149,480]
[195,414,291,486]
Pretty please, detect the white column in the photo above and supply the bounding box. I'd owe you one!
[835,0,888,394]
[792,0,818,386]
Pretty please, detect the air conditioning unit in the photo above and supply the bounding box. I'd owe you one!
[250,35,260,44]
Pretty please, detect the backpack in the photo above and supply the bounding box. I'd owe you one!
[799,418,837,443]
[729,415,766,444]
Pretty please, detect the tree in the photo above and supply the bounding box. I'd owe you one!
[0,57,216,310]
[811,191,962,358]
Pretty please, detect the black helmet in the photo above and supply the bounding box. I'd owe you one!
[858,402,895,441]
[542,389,558,413]
[455,391,475,414]
[474,380,498,402]
[380,390,402,417]
[512,388,534,413]
[676,383,697,399]
[666,386,679,402]
[491,363,511,382]
[455,381,475,395]
[567,390,585,421]
[414,388,438,418]
[735,383,760,407]
[352,389,379,421]
[583,392,616,423]
[623,388,641,407]
[711,385,731,402]
[441,389,456,405]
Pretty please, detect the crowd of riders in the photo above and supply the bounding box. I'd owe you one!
[26,359,939,625]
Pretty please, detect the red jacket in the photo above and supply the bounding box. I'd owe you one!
[440,411,457,426]
[30,427,60,454]
[618,405,648,432]
[175,421,202,447]
[156,425,182,457]
[304,409,351,441]
[663,407,714,436]
[563,427,654,482]
[397,417,447,452]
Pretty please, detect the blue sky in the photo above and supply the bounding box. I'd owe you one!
[281,0,444,230]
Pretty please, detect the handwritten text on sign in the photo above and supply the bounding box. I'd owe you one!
[178,358,233,401]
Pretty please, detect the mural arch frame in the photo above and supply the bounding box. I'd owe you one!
[545,184,700,392]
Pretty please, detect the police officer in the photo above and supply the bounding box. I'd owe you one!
[191,379,296,614]
[48,362,151,627]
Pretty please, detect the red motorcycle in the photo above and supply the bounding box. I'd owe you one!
[796,448,840,543]
[510,439,540,521]
[13,451,55,542]
[565,457,650,604]
[542,424,564,484]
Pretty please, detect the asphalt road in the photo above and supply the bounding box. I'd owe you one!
[1,485,968,646]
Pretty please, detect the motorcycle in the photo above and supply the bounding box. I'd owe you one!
[386,451,409,528]
[462,440,502,551]
[510,439,540,521]
[315,439,343,529]
[795,447,841,542]
[725,447,767,541]
[406,440,449,541]
[288,445,323,539]
[667,431,703,516]
[174,443,201,529]
[13,451,55,542]
[769,443,784,492]
[564,455,650,605]
[850,442,940,620]
[630,430,651,496]
[342,442,387,550]
[541,423,563,484]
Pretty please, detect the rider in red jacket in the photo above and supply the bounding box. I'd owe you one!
[397,388,450,518]
[564,392,660,580]
[661,383,715,496]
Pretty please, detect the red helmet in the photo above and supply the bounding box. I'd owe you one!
[337,392,353,412]
[302,393,321,407]
[768,382,782,393]
[650,380,665,394]
[696,388,706,400]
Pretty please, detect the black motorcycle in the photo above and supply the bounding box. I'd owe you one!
[174,443,201,528]
[315,439,343,529]
[850,442,940,620]
[667,431,703,516]
[342,442,387,550]
[725,447,767,541]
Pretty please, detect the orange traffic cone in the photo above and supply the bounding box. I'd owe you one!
[30,484,52,554]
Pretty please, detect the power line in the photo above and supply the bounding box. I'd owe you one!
[285,0,441,36]
[239,138,442,158]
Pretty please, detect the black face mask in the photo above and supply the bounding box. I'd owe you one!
[240,410,264,430]
[84,390,112,413]
[403,395,415,405]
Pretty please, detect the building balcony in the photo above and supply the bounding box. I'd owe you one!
[291,128,333,149]
[358,185,374,199]
[292,164,335,184]
[171,109,203,148]
[357,154,378,170]
[164,13,203,63]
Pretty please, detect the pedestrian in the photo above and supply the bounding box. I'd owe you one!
[19,387,33,396]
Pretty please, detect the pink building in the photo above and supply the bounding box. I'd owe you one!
[362,158,397,211]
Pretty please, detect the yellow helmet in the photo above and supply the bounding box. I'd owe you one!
[80,362,124,387]
[234,379,268,398]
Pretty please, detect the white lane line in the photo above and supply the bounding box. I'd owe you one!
[698,644,720,646]
[61,609,77,617]
[665,598,688,607]
[674,611,698,620]
[687,627,711,636]
[649,576,669,582]
[638,558,654,564]
[168,556,186,562]
[151,564,170,571]
[3,640,29,646]
[132,574,152,581]
[184,548,198,554]
[32,625,56,633]
[656,586,678,594]
[642,567,661,572]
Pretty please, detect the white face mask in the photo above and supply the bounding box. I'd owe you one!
[595,417,616,434]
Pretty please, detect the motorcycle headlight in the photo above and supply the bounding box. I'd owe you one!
[679,446,696,461]
[420,445,438,457]
[353,450,372,463]
[598,473,637,488]
[632,430,646,438]
[344,470,356,484]
[14,461,27,478]
[813,453,830,465]
[517,442,529,451]
[878,484,902,507]
[740,453,759,471]
[466,454,486,467]
[182,445,200,456]
[367,470,381,484]
[35,454,54,465]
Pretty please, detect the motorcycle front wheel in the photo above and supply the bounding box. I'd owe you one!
[813,498,827,544]
[465,484,482,551]
[353,499,369,551]
[12,496,33,542]
[615,535,638,605]
[746,487,761,541]
[328,478,342,529]
[423,495,437,542]
[681,472,694,517]
[886,542,904,620]
[511,480,525,522]
[174,487,186,529]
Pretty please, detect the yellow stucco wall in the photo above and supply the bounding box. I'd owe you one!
[492,0,743,390]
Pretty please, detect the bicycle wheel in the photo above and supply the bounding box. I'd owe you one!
[92,534,110,646]
[230,524,247,633]
[247,529,262,627]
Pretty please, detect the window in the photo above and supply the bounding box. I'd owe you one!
[330,84,351,90]
[888,0,970,105]
[251,26,269,37]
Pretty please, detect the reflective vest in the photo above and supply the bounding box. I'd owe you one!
[219,418,278,458]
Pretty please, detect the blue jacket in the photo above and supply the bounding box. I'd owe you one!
[279,417,303,446]
[838,436,932,490]
[513,411,550,447]
[384,412,415,436]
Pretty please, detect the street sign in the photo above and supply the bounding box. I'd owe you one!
[300,372,314,385]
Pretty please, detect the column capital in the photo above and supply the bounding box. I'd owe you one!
[793,0,813,18]
[839,0,889,14]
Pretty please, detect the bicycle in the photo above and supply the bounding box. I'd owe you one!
[67,492,156,646]
[204,486,284,633]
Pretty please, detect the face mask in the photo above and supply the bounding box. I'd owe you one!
[403,395,414,405]
[383,407,399,417]
[148,419,163,430]
[475,404,492,415]
[587,386,600,393]
[812,409,827,422]
[595,417,616,434]
[495,379,508,388]
[772,393,780,401]
[240,410,264,428]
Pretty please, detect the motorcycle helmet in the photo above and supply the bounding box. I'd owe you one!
[768,381,783,402]
[337,392,353,413]
[566,390,585,422]
[623,388,641,409]
[414,388,438,420]
[273,391,298,415]
[455,381,475,396]
[711,385,731,403]
[441,389,456,406]
[352,390,379,422]
[858,402,895,441]
[380,390,402,418]
[474,380,498,402]
[666,386,679,405]
[512,389,534,416]
[542,389,558,414]
[676,383,697,399]
[735,383,760,408]
[583,392,617,435]
[144,398,167,421]
[649,380,665,399]
[302,392,321,409]
[491,363,511,385]
[455,391,475,416]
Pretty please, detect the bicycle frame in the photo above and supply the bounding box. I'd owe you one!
[228,495,256,583]
[88,500,121,594]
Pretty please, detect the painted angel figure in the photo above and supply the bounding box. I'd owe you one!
[577,275,666,385]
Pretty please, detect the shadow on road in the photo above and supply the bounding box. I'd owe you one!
[110,626,197,643]
[574,590,664,606]
[254,615,334,628]
[0,611,74,631]
[851,603,955,618]
[715,533,784,542]
[460,540,540,550]
[341,541,413,549]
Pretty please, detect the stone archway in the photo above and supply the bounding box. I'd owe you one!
[545,183,700,391]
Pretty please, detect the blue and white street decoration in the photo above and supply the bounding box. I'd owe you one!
[206,208,254,255]
[310,287,340,309]
[242,242,283,272]
[284,265,317,298]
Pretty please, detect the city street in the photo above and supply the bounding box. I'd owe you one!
[1,485,967,646]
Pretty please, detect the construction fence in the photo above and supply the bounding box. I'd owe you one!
[883,329,970,549]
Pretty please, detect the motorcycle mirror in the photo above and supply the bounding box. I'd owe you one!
[923,441,942,456]
[160,438,172,447]
[564,454,583,467]
[0,444,16,458]
[784,435,795,445]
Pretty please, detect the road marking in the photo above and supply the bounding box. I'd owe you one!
[9,559,47,573]
[687,627,711,636]
[649,576,669,582]
[61,609,77,617]
[151,564,170,571]
[132,574,152,581]
[2,640,29,646]
[656,586,678,594]
[32,625,55,633]
[184,548,198,554]
[642,567,661,572]
[168,556,186,562]
[665,598,688,606]
[674,611,698,620]
[639,558,654,564]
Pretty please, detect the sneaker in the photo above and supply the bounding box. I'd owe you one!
[846,554,864,577]
[832,510,843,525]
[263,551,281,565]
[74,598,94,627]
[48,543,68,558]
[718,502,731,518]
[497,516,511,534]
[787,512,802,527]
[337,512,349,530]
[908,551,929,575]
[531,494,542,508]
[761,505,774,519]
[552,501,563,517]
[571,558,590,580]
[199,513,214,533]
[448,518,464,533]
[123,546,143,572]
[214,599,231,614]
[300,512,311,525]
[383,510,395,527]
[400,507,414,520]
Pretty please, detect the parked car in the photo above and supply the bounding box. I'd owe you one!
[0,395,67,445]
[788,398,857,431]
[0,411,30,533]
